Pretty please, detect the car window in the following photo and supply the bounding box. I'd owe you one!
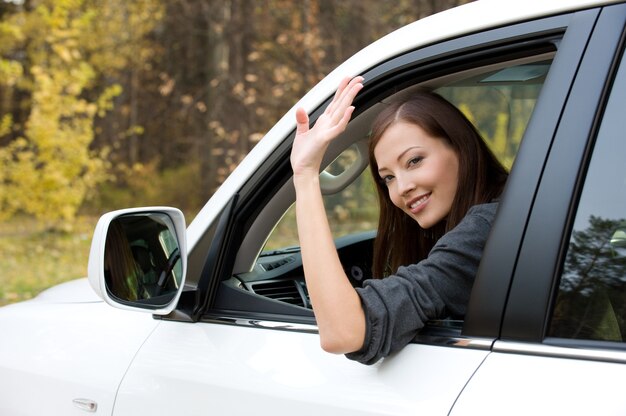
[548,49,626,342]
[263,59,553,252]
[264,155,378,252]
[437,60,551,170]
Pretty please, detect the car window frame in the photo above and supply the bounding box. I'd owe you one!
[167,8,606,347]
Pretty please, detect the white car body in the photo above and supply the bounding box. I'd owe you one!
[2,1,626,415]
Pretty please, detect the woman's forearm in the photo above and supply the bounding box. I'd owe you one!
[294,173,366,353]
[289,76,365,353]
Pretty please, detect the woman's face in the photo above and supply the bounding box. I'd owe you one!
[374,121,459,229]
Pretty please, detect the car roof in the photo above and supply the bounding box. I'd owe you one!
[364,0,618,57]
[325,0,618,94]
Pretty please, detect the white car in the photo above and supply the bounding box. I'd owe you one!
[2,1,626,414]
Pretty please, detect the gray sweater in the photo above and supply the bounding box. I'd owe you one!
[346,202,498,365]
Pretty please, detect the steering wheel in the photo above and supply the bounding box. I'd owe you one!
[154,247,181,296]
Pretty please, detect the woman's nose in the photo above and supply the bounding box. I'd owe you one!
[396,173,416,196]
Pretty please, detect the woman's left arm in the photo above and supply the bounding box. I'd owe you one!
[291,76,366,354]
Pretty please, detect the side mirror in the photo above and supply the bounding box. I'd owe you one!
[88,207,187,315]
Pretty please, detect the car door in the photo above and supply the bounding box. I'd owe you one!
[451,4,626,415]
[111,6,605,416]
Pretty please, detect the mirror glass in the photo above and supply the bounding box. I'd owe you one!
[104,213,183,306]
[611,224,626,257]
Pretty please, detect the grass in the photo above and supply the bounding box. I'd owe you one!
[0,216,97,307]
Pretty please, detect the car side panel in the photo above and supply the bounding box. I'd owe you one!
[113,321,489,416]
[0,289,160,416]
[450,347,626,415]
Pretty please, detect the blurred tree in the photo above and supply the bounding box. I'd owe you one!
[0,0,161,226]
[0,0,472,222]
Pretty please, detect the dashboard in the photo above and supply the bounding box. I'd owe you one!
[223,231,376,313]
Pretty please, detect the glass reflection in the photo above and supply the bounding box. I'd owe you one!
[104,213,182,306]
[550,216,626,341]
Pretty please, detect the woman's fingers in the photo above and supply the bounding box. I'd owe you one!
[330,78,362,129]
[327,76,363,124]
[339,78,363,117]
[297,75,363,142]
[291,76,362,175]
[326,76,352,113]
[337,105,356,133]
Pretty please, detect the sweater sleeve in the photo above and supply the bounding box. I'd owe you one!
[345,203,498,365]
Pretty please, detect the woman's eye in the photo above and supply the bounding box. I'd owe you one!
[408,156,423,167]
[381,175,394,185]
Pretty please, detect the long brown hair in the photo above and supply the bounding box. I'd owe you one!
[368,90,508,277]
[104,220,141,301]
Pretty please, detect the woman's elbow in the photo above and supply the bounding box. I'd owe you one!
[320,337,345,354]
[319,330,363,354]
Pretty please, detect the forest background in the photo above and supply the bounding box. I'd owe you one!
[0,0,470,306]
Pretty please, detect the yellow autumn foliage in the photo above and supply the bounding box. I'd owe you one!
[0,0,162,225]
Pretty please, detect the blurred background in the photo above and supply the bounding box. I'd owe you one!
[0,0,469,305]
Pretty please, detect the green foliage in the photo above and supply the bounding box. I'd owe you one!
[440,84,539,171]
[0,0,162,226]
[0,216,95,306]
[0,1,108,224]
[85,161,203,218]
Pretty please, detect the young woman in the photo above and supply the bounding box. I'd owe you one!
[290,76,508,364]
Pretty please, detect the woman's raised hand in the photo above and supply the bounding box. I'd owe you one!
[290,76,368,353]
[290,76,364,178]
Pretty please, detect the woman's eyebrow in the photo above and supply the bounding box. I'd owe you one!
[396,146,422,162]
[377,146,422,174]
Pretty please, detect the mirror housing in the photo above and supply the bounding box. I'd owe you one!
[88,207,187,315]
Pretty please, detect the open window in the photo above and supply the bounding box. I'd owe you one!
[208,46,556,326]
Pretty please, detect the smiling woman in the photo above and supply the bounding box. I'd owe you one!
[368,91,509,276]
[291,83,508,364]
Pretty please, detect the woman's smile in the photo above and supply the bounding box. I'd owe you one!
[407,192,430,214]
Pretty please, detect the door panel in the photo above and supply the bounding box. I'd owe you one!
[0,295,159,416]
[114,322,488,415]
[450,348,626,415]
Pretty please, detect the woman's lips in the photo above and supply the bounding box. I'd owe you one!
[407,193,430,214]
